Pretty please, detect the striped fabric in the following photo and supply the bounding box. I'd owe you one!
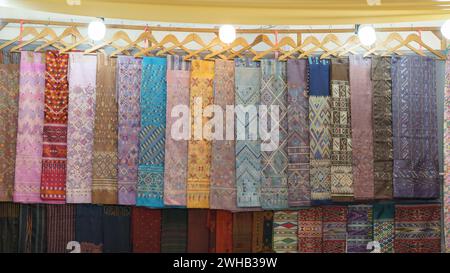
[137,57,167,208]
[46,204,75,253]
[161,209,187,253]
[298,207,322,253]
[232,212,253,253]
[346,205,373,253]
[322,206,347,253]
[0,202,20,253]
[18,204,47,253]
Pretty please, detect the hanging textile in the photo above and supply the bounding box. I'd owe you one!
[232,212,253,253]
[394,204,441,253]
[371,56,393,199]
[373,203,394,253]
[444,55,450,253]
[92,54,118,204]
[18,204,47,253]
[286,59,310,207]
[13,52,45,203]
[330,58,353,201]
[298,207,322,253]
[187,209,210,252]
[131,207,161,253]
[235,58,261,208]
[210,59,237,210]
[392,56,439,199]
[252,211,273,253]
[0,51,19,201]
[75,204,103,253]
[161,209,187,253]
[215,210,233,253]
[136,57,167,208]
[207,210,217,253]
[187,60,214,208]
[66,53,97,203]
[273,211,298,253]
[164,55,190,207]
[260,59,288,209]
[346,205,373,253]
[117,56,141,205]
[0,203,20,253]
[309,57,331,202]
[349,55,374,200]
[40,51,69,201]
[46,204,75,253]
[103,206,131,253]
[322,206,347,253]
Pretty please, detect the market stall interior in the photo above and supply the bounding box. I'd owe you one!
[0,1,449,253]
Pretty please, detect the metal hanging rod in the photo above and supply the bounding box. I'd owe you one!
[0,18,442,34]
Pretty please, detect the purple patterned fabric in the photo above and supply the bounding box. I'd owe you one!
[286,59,310,206]
[66,53,97,203]
[391,56,439,199]
[117,56,142,205]
[346,205,373,253]
[13,52,45,203]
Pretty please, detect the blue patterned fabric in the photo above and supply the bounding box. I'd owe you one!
[309,57,330,96]
[136,57,167,207]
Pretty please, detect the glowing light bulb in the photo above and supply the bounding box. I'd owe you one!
[441,20,450,40]
[358,25,376,46]
[88,19,106,41]
[219,25,236,44]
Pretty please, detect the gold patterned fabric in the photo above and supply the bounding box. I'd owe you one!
[0,51,19,201]
[91,54,118,204]
[187,60,214,208]
[330,58,353,201]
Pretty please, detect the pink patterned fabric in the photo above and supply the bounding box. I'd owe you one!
[117,56,142,205]
[66,53,97,203]
[13,52,45,203]
[349,55,374,200]
[163,55,189,207]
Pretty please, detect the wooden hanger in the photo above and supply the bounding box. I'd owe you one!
[279,36,324,60]
[337,36,372,57]
[383,33,444,59]
[320,36,360,59]
[184,36,225,60]
[203,37,249,60]
[134,34,180,58]
[111,30,157,57]
[35,26,85,52]
[156,33,204,56]
[302,34,349,59]
[10,27,61,52]
[84,30,134,55]
[364,32,404,57]
[0,27,39,51]
[253,36,295,61]
[227,34,274,59]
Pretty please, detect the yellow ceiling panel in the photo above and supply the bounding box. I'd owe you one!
[5,0,450,25]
